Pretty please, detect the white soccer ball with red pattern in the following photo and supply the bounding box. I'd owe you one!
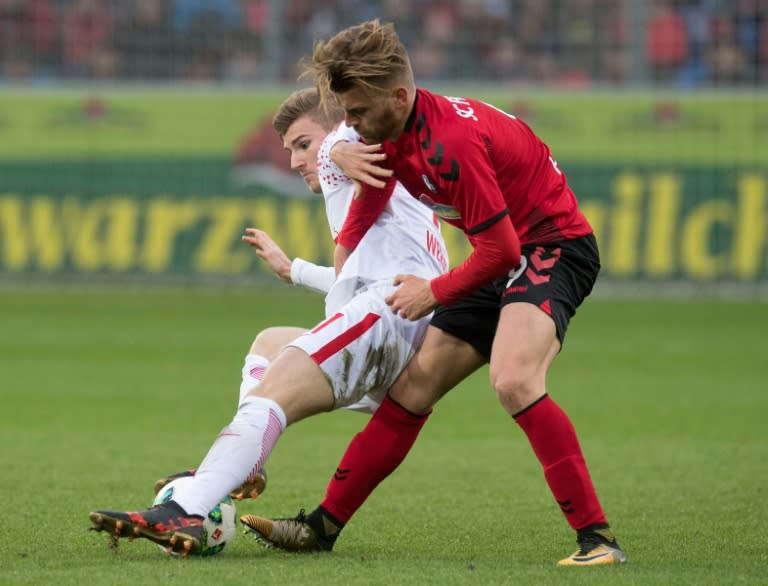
[151,476,237,556]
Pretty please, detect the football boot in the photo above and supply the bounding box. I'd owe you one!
[153,468,267,500]
[240,508,337,552]
[558,525,627,566]
[89,500,204,557]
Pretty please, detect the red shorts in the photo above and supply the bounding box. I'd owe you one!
[430,234,600,360]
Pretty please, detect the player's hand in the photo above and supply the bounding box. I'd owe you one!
[385,274,438,320]
[242,228,292,282]
[334,243,352,275]
[330,140,393,192]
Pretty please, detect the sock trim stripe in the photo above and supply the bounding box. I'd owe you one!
[254,409,283,474]
[511,392,549,419]
[385,395,431,419]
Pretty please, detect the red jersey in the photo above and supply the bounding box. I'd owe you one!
[338,88,593,305]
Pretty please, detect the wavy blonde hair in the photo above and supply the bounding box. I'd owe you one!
[272,87,345,138]
[306,19,414,104]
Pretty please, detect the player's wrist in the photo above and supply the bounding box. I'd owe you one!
[279,261,293,283]
[429,278,446,306]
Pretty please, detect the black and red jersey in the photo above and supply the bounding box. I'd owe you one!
[338,88,593,305]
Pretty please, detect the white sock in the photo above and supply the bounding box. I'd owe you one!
[239,354,270,407]
[172,396,286,517]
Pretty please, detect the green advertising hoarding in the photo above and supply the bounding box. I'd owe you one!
[0,90,765,285]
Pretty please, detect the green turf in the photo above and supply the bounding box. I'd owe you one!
[1,286,766,584]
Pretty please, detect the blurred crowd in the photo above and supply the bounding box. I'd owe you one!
[1,0,765,86]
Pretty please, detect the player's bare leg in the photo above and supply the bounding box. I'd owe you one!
[153,327,308,499]
[387,326,485,413]
[242,327,484,551]
[491,302,625,566]
[91,346,334,556]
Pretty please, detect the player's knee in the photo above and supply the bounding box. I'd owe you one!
[490,367,541,411]
[491,370,524,400]
[250,328,276,356]
[250,326,305,359]
[388,376,437,415]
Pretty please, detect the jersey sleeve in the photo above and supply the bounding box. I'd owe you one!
[430,216,520,305]
[290,257,336,294]
[335,175,396,248]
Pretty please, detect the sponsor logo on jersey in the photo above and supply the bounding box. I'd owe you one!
[418,194,461,220]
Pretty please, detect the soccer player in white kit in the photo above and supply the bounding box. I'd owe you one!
[89,88,449,556]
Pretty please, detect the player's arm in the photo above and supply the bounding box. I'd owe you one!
[335,175,396,249]
[430,216,520,305]
[386,217,519,320]
[332,174,397,275]
[243,227,335,294]
[333,178,396,274]
[289,258,336,294]
[329,125,397,272]
[330,139,393,190]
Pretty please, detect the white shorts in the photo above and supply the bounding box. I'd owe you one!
[288,283,430,412]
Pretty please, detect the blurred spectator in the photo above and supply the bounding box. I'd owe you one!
[518,0,560,57]
[410,41,450,81]
[707,42,747,84]
[378,0,421,40]
[676,0,712,86]
[708,15,748,84]
[0,0,763,86]
[241,0,269,35]
[422,2,459,44]
[482,38,528,82]
[732,0,763,82]
[61,0,113,78]
[560,0,598,80]
[600,0,629,84]
[222,33,262,82]
[183,46,221,80]
[114,0,179,79]
[304,0,339,41]
[173,0,249,80]
[172,0,242,31]
[646,0,689,82]
[0,0,56,80]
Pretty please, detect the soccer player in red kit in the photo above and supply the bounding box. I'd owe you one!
[241,20,625,566]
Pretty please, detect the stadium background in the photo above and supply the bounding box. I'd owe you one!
[0,0,766,292]
[2,2,767,584]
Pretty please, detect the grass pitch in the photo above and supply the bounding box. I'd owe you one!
[0,286,766,585]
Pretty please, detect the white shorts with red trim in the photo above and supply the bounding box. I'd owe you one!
[287,283,430,411]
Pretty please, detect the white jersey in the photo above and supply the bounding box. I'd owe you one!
[285,123,450,412]
[318,124,449,316]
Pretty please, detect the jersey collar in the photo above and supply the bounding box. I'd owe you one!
[403,90,420,133]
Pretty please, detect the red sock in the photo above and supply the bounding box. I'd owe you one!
[514,394,607,530]
[320,395,430,524]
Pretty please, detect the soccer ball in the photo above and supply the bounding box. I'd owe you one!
[151,476,237,557]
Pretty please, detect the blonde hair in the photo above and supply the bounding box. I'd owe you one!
[306,19,414,104]
[272,87,345,138]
